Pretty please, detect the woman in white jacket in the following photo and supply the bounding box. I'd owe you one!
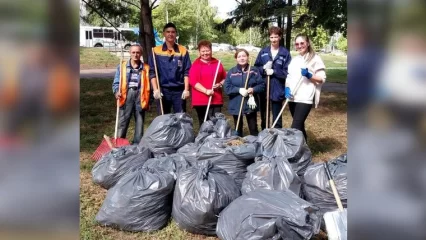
[284,34,326,141]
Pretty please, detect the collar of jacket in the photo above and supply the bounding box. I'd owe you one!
[125,59,144,70]
[262,45,289,58]
[162,42,180,52]
[236,64,250,72]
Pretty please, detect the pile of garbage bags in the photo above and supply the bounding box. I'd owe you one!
[241,156,302,196]
[196,136,258,188]
[95,166,174,231]
[90,113,347,238]
[302,153,348,217]
[139,113,195,157]
[257,128,312,176]
[195,113,232,144]
[91,145,151,189]
[172,161,241,235]
[216,189,321,240]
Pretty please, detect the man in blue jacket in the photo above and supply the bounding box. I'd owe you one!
[254,26,291,129]
[149,22,191,114]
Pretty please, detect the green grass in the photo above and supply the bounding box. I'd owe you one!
[80,77,346,240]
[326,69,347,84]
[80,47,120,70]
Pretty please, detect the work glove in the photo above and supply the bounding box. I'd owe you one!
[153,90,163,99]
[181,90,190,100]
[265,69,274,76]
[205,89,214,96]
[239,88,248,97]
[247,95,257,109]
[285,87,293,99]
[301,68,313,79]
[263,61,273,70]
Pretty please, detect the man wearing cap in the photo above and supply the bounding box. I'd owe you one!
[112,44,150,144]
[149,22,191,114]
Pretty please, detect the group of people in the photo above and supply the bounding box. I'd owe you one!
[112,22,326,144]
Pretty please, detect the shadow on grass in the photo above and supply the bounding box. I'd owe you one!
[307,130,343,157]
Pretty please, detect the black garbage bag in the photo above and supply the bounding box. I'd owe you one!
[195,113,232,145]
[257,128,312,176]
[172,161,241,235]
[196,136,258,188]
[241,156,302,196]
[302,154,347,217]
[176,142,199,163]
[143,153,194,180]
[95,166,174,232]
[92,145,151,189]
[140,113,195,157]
[216,189,321,240]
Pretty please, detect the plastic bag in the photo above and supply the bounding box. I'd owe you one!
[216,189,321,240]
[241,156,302,196]
[195,113,232,145]
[143,153,194,180]
[196,136,258,188]
[257,128,312,176]
[95,166,174,232]
[140,113,195,157]
[91,145,151,189]
[172,161,241,235]
[176,142,198,163]
[302,154,347,217]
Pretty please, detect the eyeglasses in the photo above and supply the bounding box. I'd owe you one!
[295,42,306,47]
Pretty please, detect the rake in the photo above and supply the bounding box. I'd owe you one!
[91,49,130,161]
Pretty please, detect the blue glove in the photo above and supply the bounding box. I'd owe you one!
[301,68,313,79]
[284,87,292,99]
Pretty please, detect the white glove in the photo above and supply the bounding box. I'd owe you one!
[266,69,274,76]
[247,95,257,109]
[239,88,248,97]
[153,90,163,99]
[263,61,273,69]
[181,90,190,100]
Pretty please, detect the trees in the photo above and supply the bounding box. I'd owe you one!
[336,36,347,52]
[81,0,157,62]
[216,0,295,49]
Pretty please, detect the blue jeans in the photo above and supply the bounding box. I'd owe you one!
[156,87,186,115]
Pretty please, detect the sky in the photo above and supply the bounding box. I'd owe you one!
[209,0,238,19]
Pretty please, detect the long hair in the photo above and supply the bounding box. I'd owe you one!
[295,33,316,64]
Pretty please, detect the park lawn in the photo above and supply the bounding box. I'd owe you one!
[80,78,346,240]
[326,69,347,84]
[80,47,120,70]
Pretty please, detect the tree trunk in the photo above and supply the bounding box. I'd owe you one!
[285,0,292,50]
[140,0,155,63]
[277,15,284,47]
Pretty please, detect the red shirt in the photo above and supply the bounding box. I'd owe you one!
[189,57,226,106]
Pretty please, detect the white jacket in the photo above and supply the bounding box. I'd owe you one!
[285,54,326,108]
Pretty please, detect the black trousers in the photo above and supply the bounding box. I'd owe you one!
[232,112,258,137]
[258,92,284,129]
[194,105,222,126]
[289,102,312,141]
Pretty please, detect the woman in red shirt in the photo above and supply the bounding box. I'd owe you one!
[189,40,227,125]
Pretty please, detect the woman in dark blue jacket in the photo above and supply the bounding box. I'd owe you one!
[254,26,291,129]
[224,49,265,136]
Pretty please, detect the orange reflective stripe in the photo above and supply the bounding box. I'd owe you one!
[118,61,150,110]
[140,63,150,110]
[118,60,127,107]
